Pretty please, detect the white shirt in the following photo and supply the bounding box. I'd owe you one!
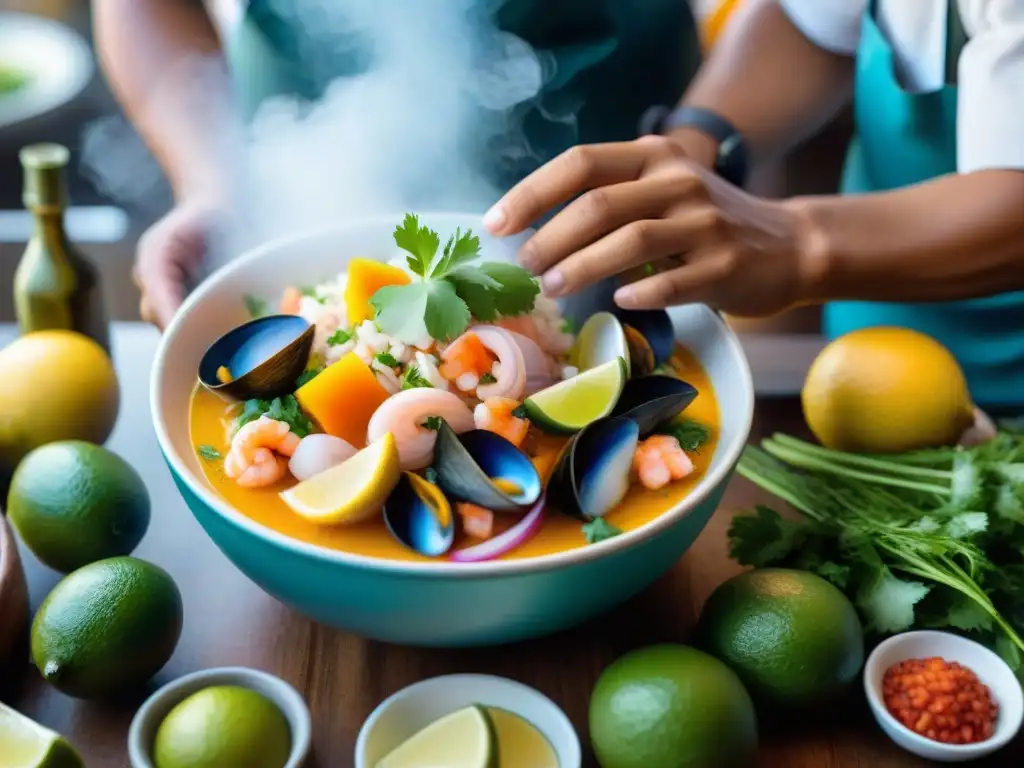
[780,0,1024,174]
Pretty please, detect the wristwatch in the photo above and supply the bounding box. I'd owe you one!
[639,105,749,188]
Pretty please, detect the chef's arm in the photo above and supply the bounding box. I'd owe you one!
[666,0,855,169]
[93,0,237,203]
[795,170,1024,302]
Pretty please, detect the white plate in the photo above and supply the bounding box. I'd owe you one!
[864,630,1024,763]
[0,12,94,129]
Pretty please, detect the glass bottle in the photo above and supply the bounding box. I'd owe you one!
[13,143,111,356]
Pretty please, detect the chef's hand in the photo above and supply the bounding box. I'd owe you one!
[483,136,824,317]
[133,199,225,330]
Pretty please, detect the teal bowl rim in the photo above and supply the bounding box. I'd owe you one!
[151,212,755,578]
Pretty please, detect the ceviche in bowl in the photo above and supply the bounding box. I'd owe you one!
[152,212,753,646]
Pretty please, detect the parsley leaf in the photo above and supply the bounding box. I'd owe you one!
[401,366,433,390]
[658,418,711,453]
[375,351,401,368]
[327,329,353,346]
[244,294,269,319]
[372,281,471,345]
[857,569,931,634]
[295,367,323,388]
[445,268,499,322]
[422,416,443,431]
[234,395,315,438]
[197,444,221,460]
[480,372,497,384]
[583,518,623,544]
[476,262,540,317]
[394,213,440,276]
[432,228,482,277]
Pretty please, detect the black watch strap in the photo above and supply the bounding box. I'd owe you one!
[639,105,749,187]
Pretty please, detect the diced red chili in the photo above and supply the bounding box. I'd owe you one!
[882,657,998,745]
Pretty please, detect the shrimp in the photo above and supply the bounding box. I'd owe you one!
[232,447,289,488]
[497,313,574,358]
[366,388,475,470]
[279,286,302,314]
[633,435,694,490]
[224,416,301,487]
[441,325,556,401]
[474,397,529,447]
[438,332,496,391]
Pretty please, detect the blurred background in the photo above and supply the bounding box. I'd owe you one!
[0,0,847,331]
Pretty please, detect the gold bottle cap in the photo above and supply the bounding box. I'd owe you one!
[20,143,70,210]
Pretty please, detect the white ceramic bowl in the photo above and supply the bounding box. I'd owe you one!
[355,673,581,767]
[127,666,312,768]
[864,630,1024,763]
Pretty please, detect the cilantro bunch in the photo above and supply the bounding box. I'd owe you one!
[370,214,540,344]
[732,431,1024,671]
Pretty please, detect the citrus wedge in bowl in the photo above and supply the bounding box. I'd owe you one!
[375,704,497,768]
[523,358,627,434]
[0,702,83,768]
[280,433,400,525]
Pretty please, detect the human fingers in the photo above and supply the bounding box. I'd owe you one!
[518,172,703,278]
[612,244,738,309]
[538,207,724,298]
[484,136,682,236]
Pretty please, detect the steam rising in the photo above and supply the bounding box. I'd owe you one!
[82,0,564,266]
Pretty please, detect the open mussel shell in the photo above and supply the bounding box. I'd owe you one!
[433,422,542,513]
[383,472,455,557]
[199,314,314,400]
[548,417,640,521]
[612,376,699,436]
[616,309,674,366]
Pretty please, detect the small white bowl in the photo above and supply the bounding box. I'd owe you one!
[864,630,1023,763]
[355,674,581,768]
[127,666,312,768]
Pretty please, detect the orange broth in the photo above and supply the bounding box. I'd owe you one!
[188,344,719,563]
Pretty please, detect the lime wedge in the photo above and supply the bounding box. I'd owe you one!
[280,432,400,525]
[376,705,497,768]
[572,311,630,376]
[0,702,84,768]
[523,358,627,434]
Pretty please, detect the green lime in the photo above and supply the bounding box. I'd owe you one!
[0,701,84,768]
[695,568,864,707]
[572,312,630,376]
[153,685,292,768]
[31,556,182,699]
[589,644,757,768]
[8,440,150,573]
[376,705,496,768]
[524,358,627,434]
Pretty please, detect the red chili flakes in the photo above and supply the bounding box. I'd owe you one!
[882,657,998,745]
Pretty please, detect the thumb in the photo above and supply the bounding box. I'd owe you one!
[134,212,208,330]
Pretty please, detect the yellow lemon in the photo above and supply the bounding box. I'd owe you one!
[0,331,119,473]
[279,432,400,524]
[801,327,975,453]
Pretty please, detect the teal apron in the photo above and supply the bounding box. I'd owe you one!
[224,0,701,193]
[826,0,1024,410]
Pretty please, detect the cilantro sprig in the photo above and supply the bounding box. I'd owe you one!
[233,395,315,438]
[370,214,540,344]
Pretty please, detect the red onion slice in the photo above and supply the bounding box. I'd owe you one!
[449,495,546,563]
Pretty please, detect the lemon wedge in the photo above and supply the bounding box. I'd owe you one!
[0,702,84,768]
[375,705,496,768]
[280,433,400,524]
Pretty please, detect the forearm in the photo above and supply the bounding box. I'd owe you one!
[93,0,238,202]
[669,0,854,167]
[797,170,1024,302]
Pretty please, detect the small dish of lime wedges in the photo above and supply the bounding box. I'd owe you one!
[355,674,580,768]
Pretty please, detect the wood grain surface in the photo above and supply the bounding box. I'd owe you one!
[1,324,1020,767]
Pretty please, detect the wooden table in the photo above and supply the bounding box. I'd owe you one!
[1,323,1017,767]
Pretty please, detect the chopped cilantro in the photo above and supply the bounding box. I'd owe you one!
[422,416,443,431]
[375,351,401,368]
[560,317,575,335]
[583,518,623,544]
[370,213,539,344]
[234,395,314,437]
[327,329,353,346]
[401,365,433,390]
[480,372,497,384]
[658,418,711,453]
[511,404,528,420]
[295,366,323,388]
[244,294,269,319]
[197,444,221,460]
